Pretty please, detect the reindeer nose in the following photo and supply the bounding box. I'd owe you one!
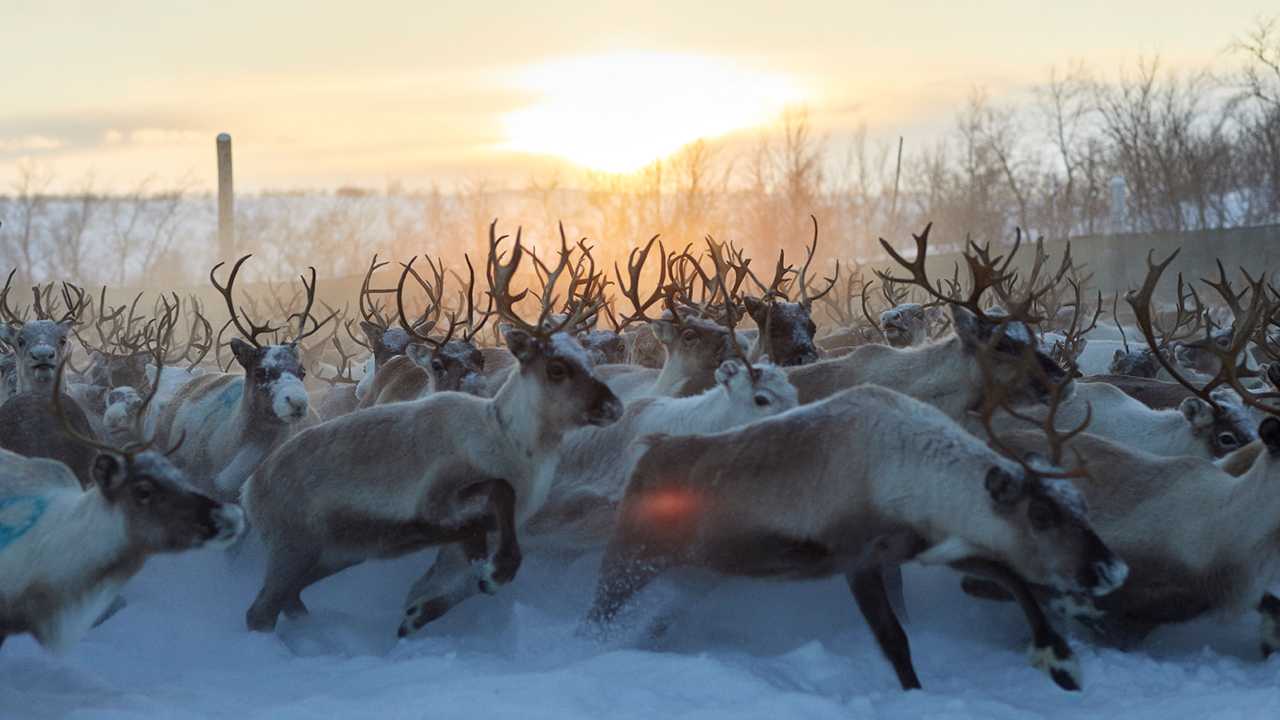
[29,345,55,363]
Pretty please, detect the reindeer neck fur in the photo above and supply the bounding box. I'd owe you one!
[651,350,703,397]
[850,337,976,418]
[488,370,554,461]
[0,485,137,651]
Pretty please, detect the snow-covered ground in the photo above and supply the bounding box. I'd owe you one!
[3,538,1278,720]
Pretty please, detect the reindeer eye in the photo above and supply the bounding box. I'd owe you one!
[1028,499,1058,530]
[430,358,445,373]
[1218,433,1239,448]
[681,329,698,344]
[547,361,570,381]
[754,394,770,407]
[132,482,155,505]
[16,338,25,347]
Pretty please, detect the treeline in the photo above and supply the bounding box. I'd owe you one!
[3,18,1278,287]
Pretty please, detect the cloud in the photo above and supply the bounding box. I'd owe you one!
[0,134,65,153]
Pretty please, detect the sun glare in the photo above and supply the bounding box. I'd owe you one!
[503,52,804,173]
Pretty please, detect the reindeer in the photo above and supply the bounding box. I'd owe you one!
[734,218,837,367]
[964,249,1280,654]
[357,253,491,408]
[583,383,1126,692]
[0,271,86,396]
[786,226,1071,416]
[154,257,334,501]
[878,303,934,348]
[976,376,1255,460]
[241,221,623,634]
[314,256,414,419]
[0,361,244,652]
[595,237,738,402]
[399,273,800,635]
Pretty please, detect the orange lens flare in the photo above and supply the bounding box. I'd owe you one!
[636,488,701,522]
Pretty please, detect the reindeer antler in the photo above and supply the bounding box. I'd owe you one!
[210,255,280,348]
[796,215,839,306]
[1126,249,1280,415]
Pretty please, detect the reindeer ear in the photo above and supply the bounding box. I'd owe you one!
[1179,398,1214,430]
[984,466,1026,507]
[229,338,259,369]
[651,319,676,345]
[359,321,383,347]
[405,343,433,368]
[91,453,127,497]
[1266,363,1280,390]
[715,359,743,386]
[0,323,15,344]
[1259,417,1280,453]
[950,305,982,351]
[502,327,538,363]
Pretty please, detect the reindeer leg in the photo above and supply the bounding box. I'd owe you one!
[1260,592,1280,659]
[247,547,318,633]
[457,479,522,594]
[399,544,479,638]
[582,542,672,638]
[848,567,921,690]
[950,558,1080,692]
[960,576,1014,602]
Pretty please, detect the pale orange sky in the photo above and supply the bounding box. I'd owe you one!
[2,0,1274,192]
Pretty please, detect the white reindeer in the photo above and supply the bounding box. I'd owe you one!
[154,257,333,501]
[241,222,623,634]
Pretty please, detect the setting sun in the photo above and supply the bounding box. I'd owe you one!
[502,52,805,173]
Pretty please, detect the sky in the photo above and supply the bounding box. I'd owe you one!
[2,0,1275,193]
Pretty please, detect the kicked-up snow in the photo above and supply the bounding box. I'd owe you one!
[2,538,1278,719]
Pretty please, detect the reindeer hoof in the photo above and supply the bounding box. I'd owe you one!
[245,605,279,634]
[1259,594,1280,660]
[399,597,451,637]
[960,576,1013,601]
[1028,639,1081,691]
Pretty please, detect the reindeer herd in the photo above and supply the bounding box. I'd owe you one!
[2,217,1280,695]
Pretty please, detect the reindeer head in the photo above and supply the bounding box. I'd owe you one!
[85,349,152,392]
[359,321,412,369]
[576,328,627,365]
[983,460,1127,597]
[505,327,622,430]
[231,340,310,424]
[487,221,623,433]
[0,273,86,392]
[1178,387,1258,457]
[406,338,486,395]
[1109,347,1161,378]
[103,386,145,446]
[878,302,931,348]
[954,306,1070,407]
[742,296,820,366]
[651,312,734,372]
[714,358,799,417]
[0,319,74,391]
[53,337,245,556]
[96,450,245,553]
[211,256,335,426]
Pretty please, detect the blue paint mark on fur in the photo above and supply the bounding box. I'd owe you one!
[220,380,243,409]
[0,496,48,551]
